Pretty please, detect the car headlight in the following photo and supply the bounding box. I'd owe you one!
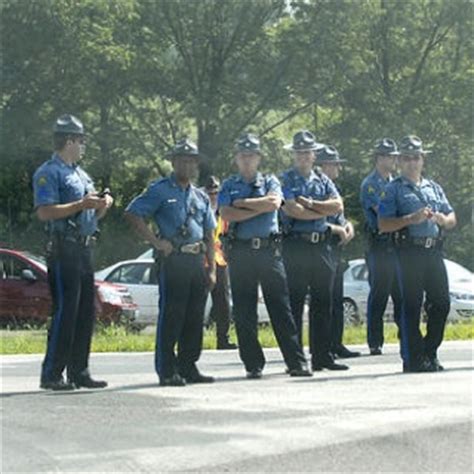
[98,286,124,305]
[450,291,474,302]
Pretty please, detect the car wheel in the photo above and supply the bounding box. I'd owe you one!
[343,298,360,326]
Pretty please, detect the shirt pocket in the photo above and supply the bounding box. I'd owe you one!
[309,183,326,200]
[400,192,422,213]
[60,173,84,201]
[191,200,207,225]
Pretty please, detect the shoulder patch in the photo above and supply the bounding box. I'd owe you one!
[37,175,48,186]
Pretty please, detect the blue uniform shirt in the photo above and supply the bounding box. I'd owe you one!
[360,169,393,232]
[218,173,281,239]
[126,173,216,245]
[33,153,97,236]
[280,168,340,234]
[379,176,453,238]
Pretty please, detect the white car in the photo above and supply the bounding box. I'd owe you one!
[343,258,474,323]
[95,253,272,326]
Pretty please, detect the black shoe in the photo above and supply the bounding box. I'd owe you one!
[246,368,263,379]
[40,377,75,391]
[288,365,313,377]
[333,345,361,359]
[69,374,108,389]
[427,357,444,371]
[217,340,238,350]
[403,358,437,373]
[160,374,186,386]
[370,347,383,356]
[183,371,215,384]
[312,356,349,371]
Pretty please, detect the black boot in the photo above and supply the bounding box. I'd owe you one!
[40,376,75,391]
[217,337,238,350]
[312,354,349,371]
[69,374,108,389]
[333,344,361,359]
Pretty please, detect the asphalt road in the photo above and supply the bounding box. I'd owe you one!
[1,341,472,473]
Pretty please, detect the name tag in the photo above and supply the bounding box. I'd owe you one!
[230,190,240,195]
[167,198,177,203]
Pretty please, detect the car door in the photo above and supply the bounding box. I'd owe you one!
[345,263,370,316]
[105,262,158,324]
[0,253,50,323]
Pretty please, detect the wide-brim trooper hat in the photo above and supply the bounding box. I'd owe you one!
[53,114,85,136]
[315,145,347,163]
[373,138,399,156]
[284,130,324,151]
[399,135,432,155]
[169,138,199,157]
[235,132,262,154]
[205,175,220,191]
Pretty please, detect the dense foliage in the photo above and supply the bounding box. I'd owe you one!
[1,0,472,269]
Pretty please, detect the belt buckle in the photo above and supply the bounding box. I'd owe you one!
[182,243,200,254]
[310,232,320,244]
[425,237,433,248]
[251,238,261,250]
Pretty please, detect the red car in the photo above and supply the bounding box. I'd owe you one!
[0,248,139,327]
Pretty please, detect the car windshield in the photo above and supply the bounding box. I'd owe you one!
[22,251,47,269]
[138,248,153,259]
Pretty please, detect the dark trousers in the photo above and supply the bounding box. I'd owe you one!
[365,241,402,349]
[330,251,345,350]
[227,245,306,372]
[283,240,336,365]
[396,247,450,366]
[41,242,95,382]
[155,253,208,379]
[209,264,231,344]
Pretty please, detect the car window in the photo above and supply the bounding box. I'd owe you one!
[0,254,37,280]
[107,263,156,285]
[352,264,368,281]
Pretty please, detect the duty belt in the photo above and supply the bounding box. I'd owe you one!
[286,231,328,244]
[178,241,206,255]
[233,237,273,250]
[53,233,94,247]
[406,236,443,249]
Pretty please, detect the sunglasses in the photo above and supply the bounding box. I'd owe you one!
[400,155,422,162]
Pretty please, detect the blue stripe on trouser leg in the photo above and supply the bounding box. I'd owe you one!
[155,266,166,377]
[394,256,410,365]
[365,250,375,347]
[43,261,64,380]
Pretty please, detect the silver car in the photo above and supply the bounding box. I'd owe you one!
[343,258,474,324]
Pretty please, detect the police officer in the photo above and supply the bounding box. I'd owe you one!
[315,145,360,359]
[379,135,456,372]
[281,131,348,371]
[360,138,402,355]
[204,175,237,350]
[125,138,216,386]
[218,133,311,379]
[33,114,113,390]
